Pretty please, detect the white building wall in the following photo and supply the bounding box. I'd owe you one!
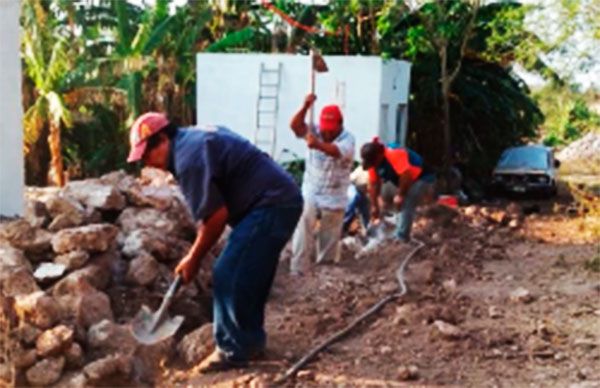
[0,0,24,217]
[379,59,411,145]
[197,53,410,161]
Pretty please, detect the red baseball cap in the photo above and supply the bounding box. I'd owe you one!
[127,112,169,163]
[319,104,343,132]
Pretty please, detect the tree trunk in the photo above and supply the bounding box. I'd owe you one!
[48,121,65,187]
[440,45,452,172]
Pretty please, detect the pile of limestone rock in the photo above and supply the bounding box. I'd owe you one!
[557,132,600,174]
[0,169,215,387]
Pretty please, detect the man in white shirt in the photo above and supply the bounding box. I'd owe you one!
[289,94,355,276]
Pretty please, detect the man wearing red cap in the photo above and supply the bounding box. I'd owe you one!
[289,94,355,275]
[127,112,303,371]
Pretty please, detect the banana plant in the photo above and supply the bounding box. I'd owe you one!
[109,0,173,121]
[22,0,73,187]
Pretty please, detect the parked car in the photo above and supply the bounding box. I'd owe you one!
[491,145,560,197]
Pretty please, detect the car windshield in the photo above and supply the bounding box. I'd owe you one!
[497,147,548,170]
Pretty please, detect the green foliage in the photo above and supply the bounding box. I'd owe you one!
[535,85,600,146]
[62,105,129,178]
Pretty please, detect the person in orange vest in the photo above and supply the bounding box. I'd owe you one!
[360,138,436,242]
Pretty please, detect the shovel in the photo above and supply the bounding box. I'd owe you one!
[131,275,184,345]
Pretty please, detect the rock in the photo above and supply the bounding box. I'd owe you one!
[24,200,49,229]
[0,219,52,253]
[118,205,194,239]
[380,281,398,294]
[48,214,78,232]
[36,325,74,357]
[126,252,160,286]
[14,292,61,329]
[126,185,174,210]
[99,170,136,191]
[1,267,40,297]
[46,194,85,220]
[54,251,90,271]
[117,207,179,236]
[393,304,415,325]
[296,370,315,380]
[34,263,67,283]
[64,343,85,369]
[26,356,65,386]
[53,371,87,388]
[16,323,42,345]
[122,229,168,259]
[13,348,38,369]
[379,345,393,355]
[45,195,86,232]
[177,323,215,365]
[489,210,509,225]
[83,353,132,383]
[51,224,119,254]
[0,244,31,271]
[397,365,419,381]
[64,180,126,211]
[433,320,465,339]
[87,320,137,356]
[132,337,175,383]
[554,352,567,361]
[442,278,458,292]
[464,205,478,217]
[510,287,534,304]
[58,289,114,329]
[53,264,111,294]
[508,219,520,229]
[557,132,600,174]
[139,167,176,186]
[121,230,190,262]
[488,306,504,319]
[0,363,11,383]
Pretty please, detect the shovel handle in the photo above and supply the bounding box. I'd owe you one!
[164,275,182,301]
[148,275,182,332]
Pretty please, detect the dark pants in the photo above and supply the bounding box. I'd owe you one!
[343,185,370,233]
[213,202,302,361]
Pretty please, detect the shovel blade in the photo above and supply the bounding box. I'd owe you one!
[131,305,184,345]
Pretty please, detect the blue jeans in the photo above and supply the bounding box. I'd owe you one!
[213,202,302,361]
[343,185,370,232]
[395,174,436,241]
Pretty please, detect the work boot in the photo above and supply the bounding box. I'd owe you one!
[197,349,248,373]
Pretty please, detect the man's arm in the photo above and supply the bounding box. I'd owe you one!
[368,178,382,219]
[290,94,316,138]
[306,133,341,158]
[175,205,228,283]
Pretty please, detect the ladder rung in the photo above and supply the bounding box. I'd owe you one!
[261,69,280,73]
[258,95,278,99]
[260,83,279,87]
[258,110,276,114]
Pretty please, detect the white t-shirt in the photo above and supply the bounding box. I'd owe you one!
[301,128,355,210]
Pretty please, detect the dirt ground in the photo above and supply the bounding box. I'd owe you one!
[160,191,600,387]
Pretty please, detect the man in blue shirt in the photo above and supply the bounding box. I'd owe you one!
[127,112,302,371]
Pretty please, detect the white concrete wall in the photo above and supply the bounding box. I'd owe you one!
[380,59,411,145]
[0,0,24,217]
[196,53,411,161]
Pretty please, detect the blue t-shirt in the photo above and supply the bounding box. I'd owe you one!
[168,126,302,225]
